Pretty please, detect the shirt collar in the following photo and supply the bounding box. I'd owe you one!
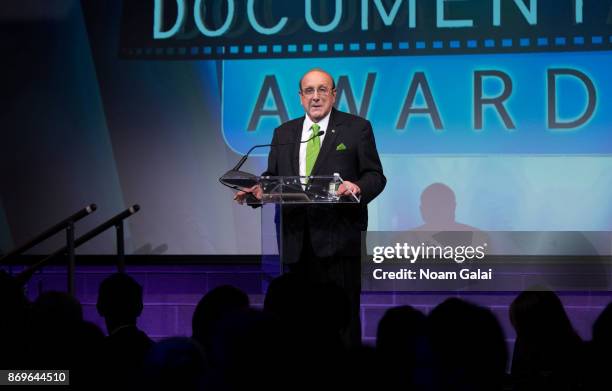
[303,110,332,134]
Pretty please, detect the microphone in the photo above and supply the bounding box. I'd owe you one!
[220,130,325,190]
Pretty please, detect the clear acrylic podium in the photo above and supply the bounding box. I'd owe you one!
[248,175,360,289]
[247,175,361,205]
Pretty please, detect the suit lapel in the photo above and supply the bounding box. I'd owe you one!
[291,117,304,176]
[311,109,341,176]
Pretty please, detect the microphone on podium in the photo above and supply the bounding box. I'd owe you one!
[219,130,325,190]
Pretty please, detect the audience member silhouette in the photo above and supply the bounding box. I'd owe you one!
[584,301,612,391]
[264,273,349,349]
[510,288,585,391]
[97,272,153,386]
[263,272,310,322]
[377,305,426,357]
[27,290,104,387]
[591,301,612,350]
[263,274,351,388]
[7,268,611,391]
[191,284,250,357]
[0,270,29,368]
[428,298,508,391]
[206,308,289,390]
[141,337,207,391]
[28,291,84,368]
[376,305,431,390]
[344,344,380,391]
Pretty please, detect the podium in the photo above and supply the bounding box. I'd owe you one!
[242,175,361,287]
[249,175,361,205]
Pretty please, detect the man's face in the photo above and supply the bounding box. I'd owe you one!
[299,71,336,122]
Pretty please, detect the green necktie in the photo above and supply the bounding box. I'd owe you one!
[305,123,321,177]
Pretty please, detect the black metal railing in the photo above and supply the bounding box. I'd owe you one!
[0,204,97,264]
[1,204,140,295]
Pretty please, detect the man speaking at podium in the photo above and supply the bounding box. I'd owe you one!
[235,68,386,346]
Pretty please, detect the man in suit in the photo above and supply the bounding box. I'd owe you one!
[235,68,386,346]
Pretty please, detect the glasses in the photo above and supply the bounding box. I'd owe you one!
[301,86,334,97]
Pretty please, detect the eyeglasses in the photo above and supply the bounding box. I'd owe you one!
[301,86,334,97]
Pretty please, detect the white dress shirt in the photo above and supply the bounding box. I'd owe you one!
[299,111,331,178]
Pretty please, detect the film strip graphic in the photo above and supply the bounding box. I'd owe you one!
[121,34,612,59]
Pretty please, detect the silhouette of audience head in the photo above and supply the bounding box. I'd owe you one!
[428,298,507,391]
[97,273,144,333]
[96,274,152,388]
[264,274,349,387]
[376,305,429,389]
[209,308,286,389]
[0,270,30,367]
[192,285,249,350]
[0,270,28,310]
[0,270,28,314]
[592,301,612,347]
[141,337,206,391]
[264,272,310,320]
[586,301,612,390]
[265,274,349,333]
[31,290,83,332]
[510,288,583,390]
[29,291,84,367]
[420,183,456,225]
[377,305,426,357]
[510,288,579,344]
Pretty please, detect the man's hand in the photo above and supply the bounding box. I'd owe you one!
[233,185,263,205]
[337,180,360,197]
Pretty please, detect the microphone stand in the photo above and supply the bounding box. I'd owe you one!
[219,130,324,191]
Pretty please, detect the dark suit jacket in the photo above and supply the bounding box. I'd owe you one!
[263,108,386,262]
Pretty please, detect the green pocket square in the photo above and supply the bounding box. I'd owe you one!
[336,143,347,151]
